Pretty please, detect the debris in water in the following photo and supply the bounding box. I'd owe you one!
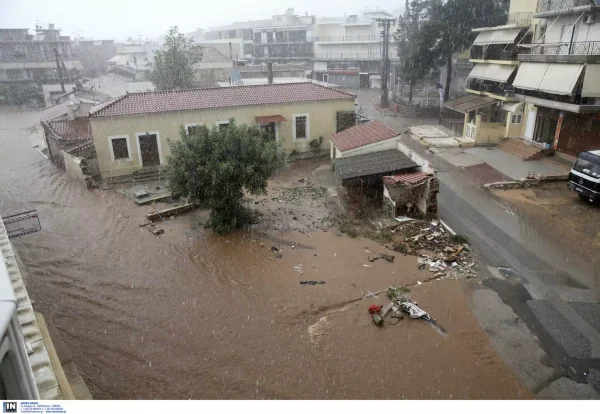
[300,281,325,286]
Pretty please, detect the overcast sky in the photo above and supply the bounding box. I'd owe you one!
[0,0,403,42]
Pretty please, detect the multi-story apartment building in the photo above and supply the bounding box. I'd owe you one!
[514,0,600,156]
[445,0,600,155]
[0,24,83,105]
[192,9,314,62]
[312,10,398,88]
[76,39,117,77]
[189,9,397,89]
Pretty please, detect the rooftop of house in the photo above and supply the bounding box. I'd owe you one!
[42,117,92,141]
[384,171,434,187]
[89,82,355,118]
[334,149,419,181]
[330,120,399,152]
[197,46,232,63]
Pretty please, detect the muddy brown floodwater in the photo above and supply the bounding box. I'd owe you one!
[0,109,530,399]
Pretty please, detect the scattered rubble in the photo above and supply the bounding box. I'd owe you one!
[140,222,165,236]
[367,253,395,263]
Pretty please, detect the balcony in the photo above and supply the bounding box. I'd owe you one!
[313,35,392,43]
[506,12,533,26]
[518,41,600,63]
[470,44,520,62]
[535,0,600,17]
[466,78,515,99]
[313,53,399,61]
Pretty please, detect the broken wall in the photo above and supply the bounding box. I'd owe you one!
[61,151,94,189]
[383,176,439,219]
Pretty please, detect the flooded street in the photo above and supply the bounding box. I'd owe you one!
[0,109,529,399]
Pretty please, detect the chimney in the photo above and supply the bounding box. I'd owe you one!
[228,42,233,59]
[67,102,75,121]
[267,63,273,85]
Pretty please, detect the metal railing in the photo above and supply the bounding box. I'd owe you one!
[507,12,533,26]
[520,41,600,55]
[466,79,515,98]
[470,45,519,61]
[313,35,393,42]
[313,53,399,60]
[536,0,597,13]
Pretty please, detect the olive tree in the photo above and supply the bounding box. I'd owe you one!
[167,121,281,234]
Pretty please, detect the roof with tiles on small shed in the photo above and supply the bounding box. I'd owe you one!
[89,82,356,118]
[42,118,92,141]
[330,120,399,152]
[383,171,433,187]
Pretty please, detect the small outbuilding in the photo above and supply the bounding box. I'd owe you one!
[330,120,401,161]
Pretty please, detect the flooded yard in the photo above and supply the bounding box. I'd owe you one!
[1,109,529,399]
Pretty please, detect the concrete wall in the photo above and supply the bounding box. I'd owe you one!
[397,141,434,174]
[473,115,506,145]
[90,99,355,178]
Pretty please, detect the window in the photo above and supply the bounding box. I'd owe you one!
[217,121,231,130]
[293,114,309,141]
[185,123,203,136]
[511,114,522,124]
[109,136,130,161]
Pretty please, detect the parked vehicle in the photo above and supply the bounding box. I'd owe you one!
[568,150,600,203]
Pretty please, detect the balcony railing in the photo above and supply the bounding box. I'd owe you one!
[536,0,598,14]
[520,41,600,56]
[313,35,392,42]
[313,53,399,60]
[467,78,515,98]
[470,44,519,61]
[506,12,533,26]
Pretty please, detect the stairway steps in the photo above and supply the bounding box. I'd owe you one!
[498,138,545,161]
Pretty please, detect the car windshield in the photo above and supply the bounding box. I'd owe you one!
[574,154,600,178]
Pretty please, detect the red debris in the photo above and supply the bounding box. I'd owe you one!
[368,305,383,315]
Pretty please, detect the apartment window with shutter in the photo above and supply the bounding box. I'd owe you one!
[109,136,130,161]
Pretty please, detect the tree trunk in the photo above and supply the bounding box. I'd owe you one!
[444,52,453,102]
[409,81,414,104]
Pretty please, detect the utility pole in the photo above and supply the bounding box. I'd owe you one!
[377,18,395,107]
[54,48,65,93]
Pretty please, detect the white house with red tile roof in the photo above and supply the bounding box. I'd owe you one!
[329,119,401,160]
[87,82,356,179]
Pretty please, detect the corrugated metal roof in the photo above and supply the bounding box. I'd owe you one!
[330,120,399,152]
[335,150,418,181]
[383,171,433,186]
[0,216,62,399]
[444,95,497,114]
[89,83,355,118]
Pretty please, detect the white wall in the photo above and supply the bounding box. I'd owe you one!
[542,15,600,43]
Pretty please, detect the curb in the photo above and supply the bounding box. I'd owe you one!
[484,175,569,191]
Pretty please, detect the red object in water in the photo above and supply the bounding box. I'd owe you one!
[368,305,383,315]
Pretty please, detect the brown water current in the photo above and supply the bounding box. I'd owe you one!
[0,109,529,399]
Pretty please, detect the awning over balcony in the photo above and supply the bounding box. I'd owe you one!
[539,63,584,95]
[256,115,287,123]
[583,64,600,98]
[473,28,522,45]
[444,95,497,114]
[512,62,549,91]
[513,62,584,95]
[467,63,517,83]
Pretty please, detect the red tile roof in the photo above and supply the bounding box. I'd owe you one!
[43,118,93,141]
[256,115,286,123]
[89,83,355,118]
[384,172,433,186]
[330,120,399,152]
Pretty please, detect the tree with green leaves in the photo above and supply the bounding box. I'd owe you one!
[150,26,203,90]
[427,0,508,101]
[395,0,438,104]
[167,121,281,234]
